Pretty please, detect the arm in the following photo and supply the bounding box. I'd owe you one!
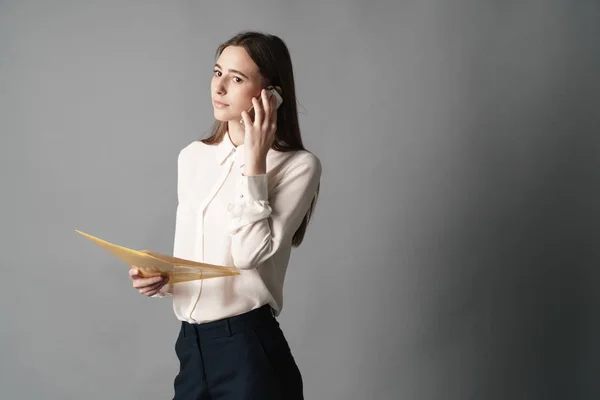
[228,153,321,269]
[151,147,188,298]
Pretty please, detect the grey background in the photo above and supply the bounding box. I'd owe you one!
[1,1,599,399]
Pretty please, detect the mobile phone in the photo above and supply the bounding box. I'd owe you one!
[240,86,283,127]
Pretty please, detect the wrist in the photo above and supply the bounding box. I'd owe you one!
[244,157,267,176]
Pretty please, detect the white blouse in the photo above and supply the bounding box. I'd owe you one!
[155,132,322,324]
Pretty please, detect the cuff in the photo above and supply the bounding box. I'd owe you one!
[151,292,172,298]
[227,173,272,232]
[237,174,268,202]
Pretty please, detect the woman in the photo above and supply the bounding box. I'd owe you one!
[129,31,321,400]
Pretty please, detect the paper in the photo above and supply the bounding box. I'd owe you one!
[75,230,240,283]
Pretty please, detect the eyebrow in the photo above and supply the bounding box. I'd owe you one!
[214,63,250,80]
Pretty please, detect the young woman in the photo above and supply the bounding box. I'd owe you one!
[128,31,321,400]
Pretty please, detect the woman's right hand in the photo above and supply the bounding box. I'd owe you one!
[129,266,169,296]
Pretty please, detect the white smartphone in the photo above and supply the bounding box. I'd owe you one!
[240,85,283,127]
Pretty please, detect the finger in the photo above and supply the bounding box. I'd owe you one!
[139,280,166,294]
[252,96,263,126]
[241,110,252,129]
[270,103,278,128]
[263,98,276,132]
[129,267,139,279]
[140,287,160,296]
[262,89,271,119]
[270,91,278,110]
[137,275,167,288]
[132,275,165,289]
[141,278,167,295]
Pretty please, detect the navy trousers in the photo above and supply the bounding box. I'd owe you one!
[173,305,303,400]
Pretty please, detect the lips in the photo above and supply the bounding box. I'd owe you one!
[213,100,229,108]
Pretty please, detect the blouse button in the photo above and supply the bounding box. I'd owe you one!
[240,194,244,198]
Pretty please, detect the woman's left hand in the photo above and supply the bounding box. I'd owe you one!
[241,88,278,175]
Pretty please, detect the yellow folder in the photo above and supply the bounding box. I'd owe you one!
[75,230,240,283]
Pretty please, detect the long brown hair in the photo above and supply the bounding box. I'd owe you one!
[201,31,319,247]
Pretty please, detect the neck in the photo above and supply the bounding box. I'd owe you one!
[226,120,245,147]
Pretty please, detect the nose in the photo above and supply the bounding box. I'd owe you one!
[213,79,226,96]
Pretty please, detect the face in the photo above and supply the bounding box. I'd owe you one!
[211,45,265,122]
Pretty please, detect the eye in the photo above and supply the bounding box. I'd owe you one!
[232,76,243,83]
[213,70,222,77]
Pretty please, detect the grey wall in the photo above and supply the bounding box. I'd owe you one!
[2,1,599,399]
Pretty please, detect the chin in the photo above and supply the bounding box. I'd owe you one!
[213,109,235,122]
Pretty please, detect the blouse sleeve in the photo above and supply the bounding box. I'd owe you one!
[227,153,322,269]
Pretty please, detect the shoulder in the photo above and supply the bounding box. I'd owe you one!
[178,140,214,164]
[272,150,322,186]
[283,150,322,175]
